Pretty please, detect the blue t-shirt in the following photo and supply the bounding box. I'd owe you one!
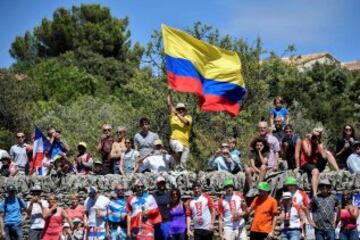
[106,198,127,225]
[271,107,288,119]
[0,197,26,225]
[209,156,236,173]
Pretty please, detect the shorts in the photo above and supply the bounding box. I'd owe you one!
[301,158,326,174]
[224,227,248,240]
[170,140,190,169]
[250,231,268,240]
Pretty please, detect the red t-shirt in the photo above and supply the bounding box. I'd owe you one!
[65,205,85,221]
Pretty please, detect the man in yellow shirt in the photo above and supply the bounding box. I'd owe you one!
[167,91,192,170]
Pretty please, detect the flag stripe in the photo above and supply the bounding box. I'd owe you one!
[166,55,246,104]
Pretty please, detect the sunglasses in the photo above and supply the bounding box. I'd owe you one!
[103,129,111,132]
[116,131,125,134]
[345,128,352,131]
[116,188,125,192]
[17,136,25,139]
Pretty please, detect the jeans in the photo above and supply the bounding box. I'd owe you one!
[110,226,127,240]
[155,221,171,240]
[169,232,186,240]
[281,229,301,240]
[4,224,23,240]
[29,229,43,240]
[194,229,213,240]
[315,229,335,240]
[340,229,359,240]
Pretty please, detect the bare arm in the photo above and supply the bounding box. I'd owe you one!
[218,214,224,239]
[186,216,193,237]
[119,156,125,176]
[62,209,73,228]
[250,158,260,173]
[127,213,131,237]
[0,212,4,237]
[295,138,302,169]
[167,92,175,113]
[302,140,312,157]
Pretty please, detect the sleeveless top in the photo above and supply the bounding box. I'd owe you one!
[340,209,357,230]
[42,207,64,236]
[169,201,186,234]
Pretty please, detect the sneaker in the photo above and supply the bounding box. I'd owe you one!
[246,188,258,198]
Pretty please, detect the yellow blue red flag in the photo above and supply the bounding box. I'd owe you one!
[162,24,246,116]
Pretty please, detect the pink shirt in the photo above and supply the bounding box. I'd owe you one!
[65,205,85,221]
[42,207,64,239]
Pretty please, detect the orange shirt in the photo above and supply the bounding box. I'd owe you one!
[250,196,278,233]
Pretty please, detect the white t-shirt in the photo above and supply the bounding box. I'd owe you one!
[84,195,110,228]
[27,199,49,229]
[143,154,173,173]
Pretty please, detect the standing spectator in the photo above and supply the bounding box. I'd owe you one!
[228,138,243,172]
[248,182,278,240]
[126,179,162,240]
[335,124,357,169]
[284,176,310,208]
[337,191,359,240]
[134,118,159,173]
[119,138,140,176]
[84,186,110,240]
[209,143,238,173]
[310,179,338,240]
[46,127,56,141]
[245,137,269,197]
[269,96,289,127]
[152,176,171,240]
[106,184,128,240]
[65,193,86,222]
[0,185,27,240]
[71,218,85,240]
[26,185,49,240]
[96,124,114,174]
[300,128,339,196]
[9,131,31,175]
[168,91,192,170]
[49,129,69,160]
[111,127,127,174]
[218,179,248,240]
[346,141,360,173]
[279,192,305,240]
[169,188,186,240]
[272,116,285,144]
[136,140,174,173]
[257,121,280,171]
[41,194,72,240]
[186,182,216,240]
[282,125,302,171]
[0,152,18,177]
[74,142,93,175]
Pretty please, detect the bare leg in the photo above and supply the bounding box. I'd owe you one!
[245,167,254,188]
[325,150,339,171]
[311,168,320,196]
[259,165,267,182]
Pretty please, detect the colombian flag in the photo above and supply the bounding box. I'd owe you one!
[162,25,246,117]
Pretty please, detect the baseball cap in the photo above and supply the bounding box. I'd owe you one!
[94,160,103,165]
[285,176,298,186]
[223,178,234,188]
[257,182,270,192]
[156,176,166,183]
[31,185,42,192]
[154,139,163,146]
[282,192,292,199]
[175,103,186,109]
[78,142,87,149]
[7,184,17,192]
[319,178,331,186]
[63,222,70,228]
[86,186,98,195]
[72,218,81,223]
[1,151,11,160]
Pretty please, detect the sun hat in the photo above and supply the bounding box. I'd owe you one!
[154,139,163,146]
[258,182,271,192]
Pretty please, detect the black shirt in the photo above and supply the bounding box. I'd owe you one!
[152,190,171,222]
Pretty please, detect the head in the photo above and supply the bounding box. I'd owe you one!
[156,176,166,191]
[318,180,331,196]
[170,188,181,204]
[343,124,355,139]
[53,129,62,140]
[285,176,298,194]
[220,142,230,155]
[139,117,151,133]
[1,154,11,166]
[116,127,126,139]
[154,139,163,150]
[342,191,353,208]
[72,218,82,228]
[224,179,235,196]
[87,186,98,199]
[175,103,186,116]
[227,138,237,150]
[250,137,269,153]
[258,121,269,137]
[102,124,112,138]
[274,96,284,109]
[353,142,360,155]
[192,182,202,196]
[7,184,17,197]
[16,132,25,144]
[282,192,293,206]
[284,124,294,140]
[311,128,323,144]
[77,142,87,154]
[31,185,42,197]
[48,194,58,207]
[70,193,80,208]
[125,138,134,150]
[115,184,125,198]
[258,182,270,198]
[47,127,56,138]
[133,179,145,196]
[274,117,284,129]
[93,161,103,174]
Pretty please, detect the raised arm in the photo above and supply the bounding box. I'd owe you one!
[167,91,176,113]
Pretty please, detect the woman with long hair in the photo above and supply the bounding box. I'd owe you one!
[169,188,187,240]
[335,124,357,169]
[338,191,359,240]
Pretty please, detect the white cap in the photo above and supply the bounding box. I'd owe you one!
[175,103,186,109]
[156,176,166,183]
[282,192,292,199]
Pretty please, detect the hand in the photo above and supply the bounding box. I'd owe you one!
[259,144,264,152]
[272,166,278,171]
[31,196,39,203]
[208,223,214,232]
[344,142,350,149]
[219,234,224,240]
[161,149,168,155]
[187,230,193,238]
[293,167,300,173]
[100,134,107,140]
[215,149,222,156]
[231,212,242,221]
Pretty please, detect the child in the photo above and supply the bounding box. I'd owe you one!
[72,217,85,240]
[270,96,289,127]
[60,222,72,240]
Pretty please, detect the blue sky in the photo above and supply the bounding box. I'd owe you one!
[0,0,359,68]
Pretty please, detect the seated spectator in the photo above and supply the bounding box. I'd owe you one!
[74,142,93,175]
[282,124,302,171]
[245,137,270,197]
[208,143,238,173]
[257,121,280,171]
[60,222,72,240]
[168,91,192,171]
[55,155,75,176]
[300,128,339,196]
[228,137,244,172]
[49,129,69,160]
[90,160,105,175]
[96,124,114,174]
[119,138,140,176]
[272,116,285,144]
[134,118,159,173]
[346,141,360,173]
[71,218,85,240]
[10,131,32,175]
[136,140,174,173]
[0,152,18,177]
[336,124,357,169]
[111,127,127,174]
[269,96,288,127]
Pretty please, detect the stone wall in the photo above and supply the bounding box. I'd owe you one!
[1,170,359,239]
